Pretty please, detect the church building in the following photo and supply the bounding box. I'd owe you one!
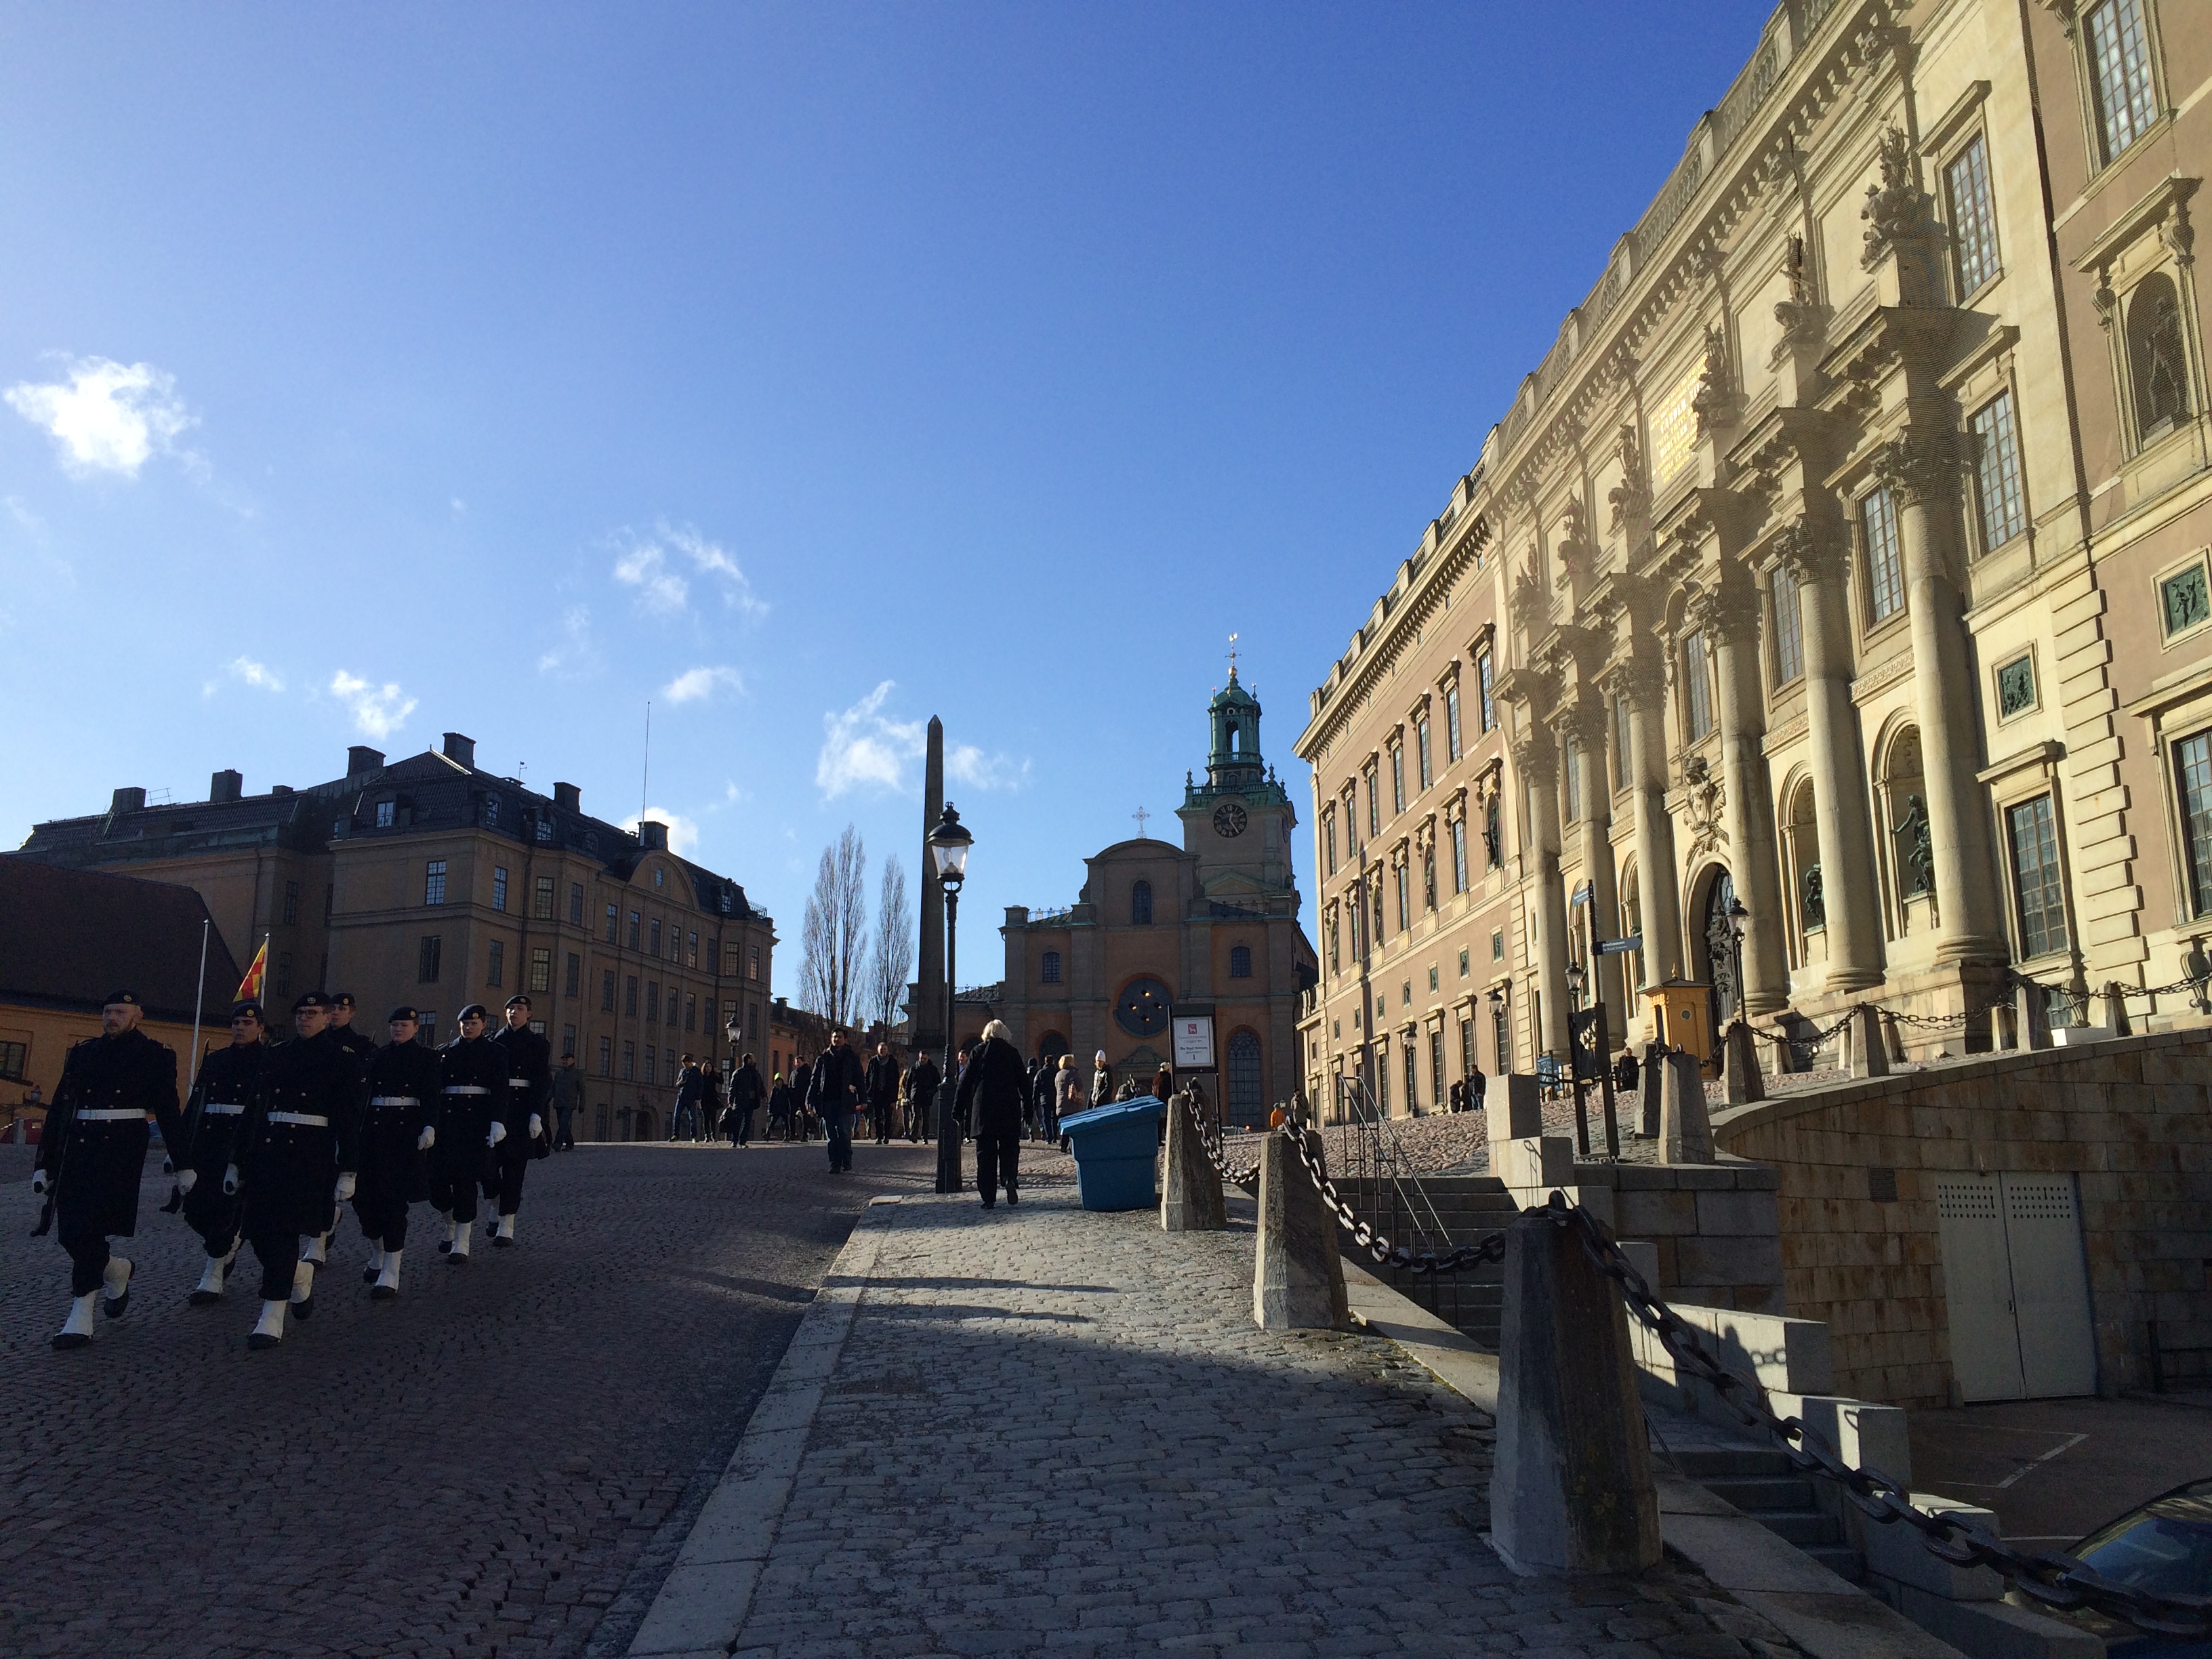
[988,672,1317,1126]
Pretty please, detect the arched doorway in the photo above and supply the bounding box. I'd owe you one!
[1696,867,1740,1041]
[1037,1031,1069,1062]
[632,1105,658,1142]
[1225,1029,1264,1128]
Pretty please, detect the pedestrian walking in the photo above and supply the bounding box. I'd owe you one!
[866,1041,899,1145]
[431,1004,503,1264]
[486,995,551,1248]
[903,1051,939,1142]
[698,1065,721,1143]
[1469,1063,1488,1115]
[1053,1054,1084,1130]
[175,1000,266,1307]
[1031,1059,1057,1143]
[1090,1050,1111,1114]
[672,1058,699,1141]
[353,1006,438,1299]
[789,1054,814,1140]
[767,1070,792,1141]
[1152,1061,1174,1103]
[33,989,186,1351]
[806,1029,864,1172]
[1614,1047,1640,1095]
[727,1052,764,1144]
[550,1051,581,1151]
[956,1020,1025,1208]
[235,991,362,1350]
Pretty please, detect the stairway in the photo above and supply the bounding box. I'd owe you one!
[1330,1174,1519,1349]
[1671,1443,1865,1582]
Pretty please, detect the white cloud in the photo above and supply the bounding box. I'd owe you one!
[228,657,283,693]
[663,665,745,704]
[611,520,766,619]
[623,808,700,857]
[5,356,195,478]
[329,670,417,741]
[538,604,600,676]
[948,743,1031,793]
[817,680,926,798]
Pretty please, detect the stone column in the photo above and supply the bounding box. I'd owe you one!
[1560,697,1624,1017]
[1690,579,1788,1016]
[1876,428,2007,962]
[1776,517,1883,991]
[1605,655,1684,986]
[1515,724,1574,1063]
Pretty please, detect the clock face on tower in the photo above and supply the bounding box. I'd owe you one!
[1212,802,1248,838]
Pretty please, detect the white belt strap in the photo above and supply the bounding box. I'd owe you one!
[268,1111,331,1128]
[506,1078,531,1087]
[202,1103,245,1116]
[367,1095,419,1106]
[443,1086,490,1096]
[77,1108,147,1122]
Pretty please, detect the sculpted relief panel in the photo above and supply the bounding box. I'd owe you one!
[1647,350,1706,489]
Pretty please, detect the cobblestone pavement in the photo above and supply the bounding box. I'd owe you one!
[0,1139,935,1659]
[727,1187,1812,1657]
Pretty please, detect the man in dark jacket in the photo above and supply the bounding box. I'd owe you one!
[903,1052,939,1142]
[487,994,552,1247]
[788,1054,813,1141]
[432,1005,504,1263]
[1031,1059,1059,1143]
[34,989,186,1350]
[302,992,375,1270]
[865,1042,900,1146]
[956,1020,1027,1208]
[806,1029,865,1172]
[234,991,362,1350]
[354,1006,440,1299]
[673,1058,702,1141]
[550,1052,581,1151]
[727,1052,764,1145]
[177,1000,268,1307]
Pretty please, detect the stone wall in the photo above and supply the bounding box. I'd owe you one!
[1712,1030,2212,1408]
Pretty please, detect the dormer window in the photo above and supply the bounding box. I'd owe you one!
[534,817,553,843]
[483,795,501,828]
[375,800,395,829]
[654,868,664,889]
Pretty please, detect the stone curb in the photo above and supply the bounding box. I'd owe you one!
[622,1193,903,1658]
[1338,1258,1972,1659]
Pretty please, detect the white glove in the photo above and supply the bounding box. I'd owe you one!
[417,1125,436,1151]
[222,1164,239,1195]
[487,1122,508,1148]
[31,1169,47,1195]
[333,1172,357,1202]
[176,1169,199,1195]
[529,1114,543,1139]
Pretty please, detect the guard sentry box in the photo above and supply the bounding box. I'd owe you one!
[1058,1094,1170,1212]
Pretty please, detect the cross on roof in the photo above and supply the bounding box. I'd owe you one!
[1132,806,1151,837]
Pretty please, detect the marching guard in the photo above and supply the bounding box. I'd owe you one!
[175,1000,268,1305]
[353,1006,439,1299]
[33,990,187,1351]
[431,1004,504,1263]
[232,991,362,1349]
[485,994,550,1247]
[301,991,379,1267]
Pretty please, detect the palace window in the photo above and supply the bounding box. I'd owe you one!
[375,800,395,828]
[685,992,697,1031]
[1477,650,1495,732]
[628,911,641,949]
[2176,731,2212,916]
[1771,561,1804,686]
[625,976,638,1017]
[2007,794,2068,959]
[529,947,552,994]
[1429,1026,1445,1111]
[1390,745,1406,814]
[1229,945,1253,979]
[1450,817,1469,894]
[1612,696,1633,792]
[281,880,300,925]
[750,944,763,981]
[561,1023,575,1057]
[482,795,501,828]
[533,876,555,920]
[605,903,618,943]
[492,867,508,912]
[1971,390,2028,551]
[418,935,442,984]
[1459,1017,1475,1080]
[565,952,581,996]
[622,1041,635,1081]
[1445,683,1463,761]
[2128,274,2192,443]
[1564,739,1583,822]
[1324,808,1338,876]
[1862,486,1906,624]
[0,1041,23,1081]
[487,941,504,988]
[1945,134,2001,295]
[2087,0,2158,164]
[601,969,615,1011]
[1416,718,1433,792]
[1042,950,1063,984]
[649,919,662,957]
[1365,770,1380,838]
[1131,880,1153,925]
[1680,631,1713,741]
[424,861,447,906]
[598,1036,612,1076]
[646,981,660,1023]
[535,817,554,844]
[687,930,699,968]
[569,883,584,924]
[1403,1043,1418,1114]
[1395,863,1410,933]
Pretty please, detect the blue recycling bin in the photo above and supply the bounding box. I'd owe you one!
[1058,1094,1169,1212]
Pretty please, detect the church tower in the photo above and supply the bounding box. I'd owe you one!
[1177,667,1297,903]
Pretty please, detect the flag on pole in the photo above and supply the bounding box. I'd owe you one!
[236,937,268,1002]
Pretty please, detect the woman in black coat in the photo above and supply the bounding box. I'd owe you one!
[955,1020,1027,1208]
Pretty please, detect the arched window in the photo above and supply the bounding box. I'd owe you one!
[1041,950,1062,984]
[1131,880,1153,924]
[1229,944,1253,979]
[2129,272,2191,443]
[1226,1029,1264,1126]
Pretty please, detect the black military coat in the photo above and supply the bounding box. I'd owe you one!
[239,1029,362,1238]
[487,1021,552,1155]
[330,1021,377,1073]
[433,1034,506,1181]
[36,1027,183,1237]
[358,1040,441,1204]
[180,1039,266,1235]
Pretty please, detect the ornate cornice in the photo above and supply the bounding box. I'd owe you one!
[1871,424,1971,506]
[1601,652,1667,713]
[1769,513,1851,586]
[1683,576,1763,646]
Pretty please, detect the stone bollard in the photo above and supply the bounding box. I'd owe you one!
[1491,1210,1662,1576]
[1252,1130,1347,1331]
[2104,980,2133,1037]
[1639,1047,1664,1138]
[1847,1004,1889,1078]
[1487,1072,1542,1147]
[1721,1021,1765,1106]
[2015,979,2051,1050]
[1658,1050,1712,1164]
[1161,1092,1227,1231]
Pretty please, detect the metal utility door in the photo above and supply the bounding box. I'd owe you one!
[1935,1172,2096,1402]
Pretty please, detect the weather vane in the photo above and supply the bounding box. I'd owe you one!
[1228,631,1240,676]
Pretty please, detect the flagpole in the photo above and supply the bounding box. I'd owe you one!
[187,917,209,1092]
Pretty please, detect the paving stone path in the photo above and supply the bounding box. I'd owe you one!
[724,1186,1812,1657]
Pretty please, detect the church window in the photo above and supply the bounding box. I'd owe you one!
[1390,745,1406,814]
[1131,880,1153,925]
[1416,718,1433,792]
[1971,390,2027,551]
[1477,650,1495,732]
[1450,818,1468,894]
[2086,0,2158,164]
[2128,273,2192,443]
[1229,945,1252,979]
[1042,950,1063,984]
[1445,684,1462,762]
[1861,487,1905,625]
[1226,1029,1263,1122]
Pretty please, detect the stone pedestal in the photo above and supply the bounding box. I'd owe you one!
[1161,1093,1227,1232]
[1491,1211,1662,1576]
[2015,980,2051,1051]
[1847,1004,1890,1078]
[1639,1048,1664,1138]
[1488,1073,1543,1145]
[1722,1021,1765,1105]
[1252,1131,1347,1331]
[1659,1051,1712,1164]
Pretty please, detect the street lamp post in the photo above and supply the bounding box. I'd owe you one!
[1725,897,1750,1028]
[928,803,973,1195]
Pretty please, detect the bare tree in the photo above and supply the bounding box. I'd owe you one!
[800,825,869,1027]
[867,854,914,1033]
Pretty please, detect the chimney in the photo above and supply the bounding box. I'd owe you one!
[638,819,670,851]
[209,769,243,803]
[554,781,581,813]
[442,732,476,769]
[109,786,146,815]
[346,745,386,779]
[271,784,295,796]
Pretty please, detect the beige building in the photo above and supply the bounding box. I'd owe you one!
[1297,0,2212,1106]
[16,733,777,1142]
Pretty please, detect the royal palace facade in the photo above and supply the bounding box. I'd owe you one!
[1295,0,2212,1113]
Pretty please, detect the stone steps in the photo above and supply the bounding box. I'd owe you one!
[1673,1445,1864,1582]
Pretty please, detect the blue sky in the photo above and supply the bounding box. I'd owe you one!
[0,3,1773,974]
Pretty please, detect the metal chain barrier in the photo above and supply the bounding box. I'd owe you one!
[1266,1109,1506,1277]
[1546,1193,2211,1637]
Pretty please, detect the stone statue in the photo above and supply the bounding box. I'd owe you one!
[1891,794,1934,899]
[1801,863,1825,930]
[2187,936,2211,1015]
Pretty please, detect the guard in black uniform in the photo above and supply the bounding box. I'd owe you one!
[176,1000,268,1306]
[33,990,186,1351]
[302,992,378,1268]
[486,994,551,1247]
[354,1006,440,1300]
[233,991,362,1349]
[432,1004,504,1263]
